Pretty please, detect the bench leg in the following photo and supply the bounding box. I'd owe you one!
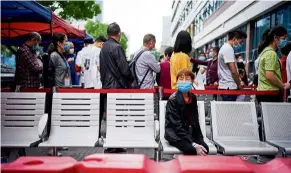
[52,147,58,156]
[154,149,161,162]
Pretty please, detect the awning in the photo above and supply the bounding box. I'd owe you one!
[1,1,51,23]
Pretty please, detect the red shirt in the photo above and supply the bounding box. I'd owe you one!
[159,60,171,89]
[281,56,287,83]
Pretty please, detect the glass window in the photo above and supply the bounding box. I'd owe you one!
[251,15,271,61]
[276,4,291,41]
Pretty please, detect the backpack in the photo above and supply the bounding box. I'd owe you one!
[129,50,150,89]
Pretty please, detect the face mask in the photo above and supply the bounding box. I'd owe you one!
[198,56,206,61]
[209,52,214,59]
[69,48,74,54]
[278,39,288,48]
[64,42,70,52]
[234,42,241,49]
[36,51,40,57]
[32,44,39,51]
[177,81,192,93]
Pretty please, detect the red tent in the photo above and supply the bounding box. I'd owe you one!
[1,13,85,39]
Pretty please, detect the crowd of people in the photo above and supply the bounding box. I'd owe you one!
[11,23,291,156]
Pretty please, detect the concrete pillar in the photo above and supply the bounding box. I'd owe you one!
[245,22,251,74]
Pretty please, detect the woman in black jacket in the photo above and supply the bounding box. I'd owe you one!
[165,68,209,155]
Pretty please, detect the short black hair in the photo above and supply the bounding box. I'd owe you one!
[107,22,121,36]
[27,32,41,42]
[228,30,247,40]
[164,46,174,57]
[173,30,192,54]
[281,42,291,56]
[96,36,107,43]
[84,39,94,44]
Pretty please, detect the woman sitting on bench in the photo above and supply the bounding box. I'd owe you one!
[165,68,209,155]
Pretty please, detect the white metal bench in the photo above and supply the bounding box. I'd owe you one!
[211,101,278,155]
[104,93,159,150]
[159,100,217,155]
[261,102,291,156]
[1,93,47,147]
[39,93,100,147]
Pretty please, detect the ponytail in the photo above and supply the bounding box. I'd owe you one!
[257,26,287,54]
[258,29,270,54]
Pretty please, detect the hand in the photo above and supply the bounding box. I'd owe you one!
[214,81,218,85]
[67,58,74,62]
[284,83,290,89]
[237,83,244,90]
[193,143,207,156]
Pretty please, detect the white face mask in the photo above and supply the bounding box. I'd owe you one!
[69,48,74,54]
[36,51,40,57]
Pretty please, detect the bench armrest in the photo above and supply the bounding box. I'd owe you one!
[154,119,160,142]
[38,113,48,139]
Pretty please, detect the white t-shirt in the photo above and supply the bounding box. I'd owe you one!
[76,48,85,84]
[218,42,238,89]
[81,45,102,89]
[287,51,291,82]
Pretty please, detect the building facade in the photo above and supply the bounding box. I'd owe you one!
[170,0,291,72]
[160,16,172,55]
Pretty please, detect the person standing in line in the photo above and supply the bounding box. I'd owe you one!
[133,34,160,89]
[63,42,78,86]
[83,36,107,89]
[75,39,93,87]
[160,46,173,90]
[256,26,290,103]
[280,42,291,83]
[218,31,247,101]
[49,33,70,88]
[99,22,132,153]
[15,32,43,88]
[100,22,132,89]
[170,30,192,89]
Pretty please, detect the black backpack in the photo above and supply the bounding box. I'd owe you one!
[129,50,150,89]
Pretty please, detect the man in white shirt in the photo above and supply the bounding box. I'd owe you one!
[79,36,107,89]
[75,39,93,87]
[218,30,247,101]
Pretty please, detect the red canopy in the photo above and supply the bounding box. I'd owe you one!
[1,13,85,39]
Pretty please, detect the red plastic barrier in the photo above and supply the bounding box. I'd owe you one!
[249,158,291,173]
[164,89,280,96]
[176,156,253,173]
[1,155,291,173]
[57,88,156,93]
[77,154,161,173]
[1,157,77,173]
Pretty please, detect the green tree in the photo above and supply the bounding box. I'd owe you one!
[85,21,128,53]
[38,1,101,20]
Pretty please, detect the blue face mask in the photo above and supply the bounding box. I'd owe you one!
[209,52,214,59]
[64,42,70,52]
[177,81,192,93]
[32,44,39,51]
[198,56,206,61]
[278,39,288,48]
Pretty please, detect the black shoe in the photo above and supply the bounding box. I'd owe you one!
[104,148,127,153]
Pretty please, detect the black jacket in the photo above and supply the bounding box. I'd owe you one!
[165,91,204,144]
[100,38,132,89]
